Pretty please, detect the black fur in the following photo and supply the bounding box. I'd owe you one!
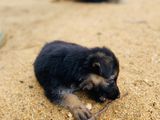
[34,40,120,119]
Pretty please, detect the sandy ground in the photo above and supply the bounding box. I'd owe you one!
[0,0,160,120]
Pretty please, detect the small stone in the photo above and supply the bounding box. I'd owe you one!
[0,32,5,48]
[67,112,73,118]
[29,85,34,89]
[86,103,92,110]
[97,32,102,36]
[19,80,24,83]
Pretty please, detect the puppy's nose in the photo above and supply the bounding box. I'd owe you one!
[116,88,120,98]
[112,88,120,99]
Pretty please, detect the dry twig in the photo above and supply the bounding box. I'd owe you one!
[89,92,129,120]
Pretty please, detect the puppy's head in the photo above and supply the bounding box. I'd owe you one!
[86,47,120,102]
[92,73,120,102]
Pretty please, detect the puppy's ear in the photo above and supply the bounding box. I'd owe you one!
[86,54,102,74]
[92,62,102,74]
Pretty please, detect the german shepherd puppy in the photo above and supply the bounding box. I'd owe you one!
[34,40,120,120]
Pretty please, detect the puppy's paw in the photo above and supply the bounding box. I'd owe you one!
[71,105,92,120]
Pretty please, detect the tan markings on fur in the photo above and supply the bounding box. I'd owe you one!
[96,52,106,58]
[87,74,107,86]
[96,52,113,64]
[63,94,82,109]
[62,94,92,119]
[104,56,112,64]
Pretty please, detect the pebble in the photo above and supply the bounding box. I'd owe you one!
[67,112,73,118]
[0,32,5,48]
[86,103,92,110]
[28,85,34,89]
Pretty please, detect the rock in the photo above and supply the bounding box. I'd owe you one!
[67,112,73,119]
[86,103,92,110]
[28,85,34,89]
[0,32,5,48]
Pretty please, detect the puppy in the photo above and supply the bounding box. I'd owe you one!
[34,40,120,120]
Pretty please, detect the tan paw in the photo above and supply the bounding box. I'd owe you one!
[71,105,93,120]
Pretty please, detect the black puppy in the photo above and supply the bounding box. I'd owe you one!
[34,40,120,120]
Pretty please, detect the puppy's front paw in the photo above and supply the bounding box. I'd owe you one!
[71,105,93,120]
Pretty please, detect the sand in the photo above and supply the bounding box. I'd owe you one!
[0,0,160,120]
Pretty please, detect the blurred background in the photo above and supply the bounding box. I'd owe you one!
[0,0,160,120]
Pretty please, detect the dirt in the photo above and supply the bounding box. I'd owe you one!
[0,0,160,120]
